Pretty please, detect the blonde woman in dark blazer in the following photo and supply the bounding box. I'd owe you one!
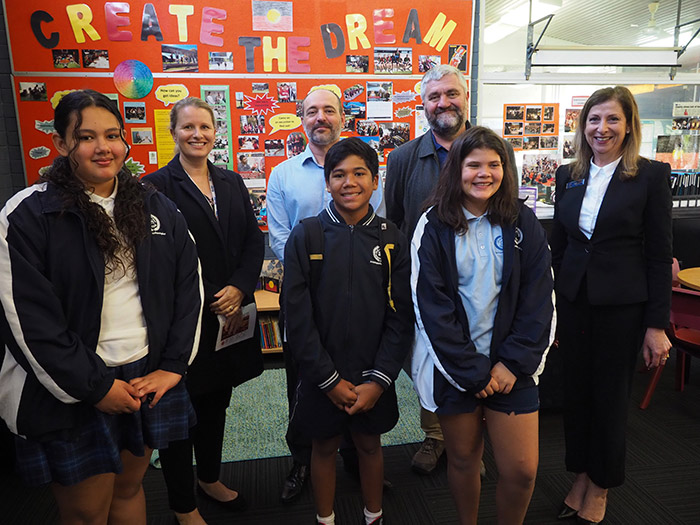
[144,97,264,525]
[551,86,672,524]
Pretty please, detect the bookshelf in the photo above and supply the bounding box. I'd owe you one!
[255,290,283,354]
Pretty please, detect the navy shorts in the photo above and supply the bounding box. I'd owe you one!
[14,356,196,487]
[436,384,540,416]
[289,378,399,440]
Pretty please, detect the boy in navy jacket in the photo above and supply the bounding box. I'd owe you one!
[284,138,414,525]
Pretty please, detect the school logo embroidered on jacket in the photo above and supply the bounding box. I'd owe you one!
[514,227,523,250]
[370,245,382,265]
[150,214,166,236]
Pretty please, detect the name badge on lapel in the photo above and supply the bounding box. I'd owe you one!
[566,179,585,189]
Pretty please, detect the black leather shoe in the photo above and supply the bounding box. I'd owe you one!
[281,462,308,503]
[557,502,578,520]
[196,483,248,511]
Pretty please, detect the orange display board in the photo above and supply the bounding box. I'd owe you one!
[7,0,474,222]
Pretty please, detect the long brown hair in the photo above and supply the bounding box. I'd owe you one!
[40,89,148,273]
[570,86,642,181]
[428,126,518,234]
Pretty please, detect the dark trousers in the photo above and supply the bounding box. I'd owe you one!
[159,387,232,513]
[557,284,644,489]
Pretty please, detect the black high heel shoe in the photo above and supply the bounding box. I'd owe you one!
[557,502,578,520]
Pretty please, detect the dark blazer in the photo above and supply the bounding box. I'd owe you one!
[550,158,672,329]
[144,155,265,393]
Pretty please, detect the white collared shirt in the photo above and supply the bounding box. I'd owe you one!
[578,157,622,239]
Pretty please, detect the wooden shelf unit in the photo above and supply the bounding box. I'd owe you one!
[255,290,282,354]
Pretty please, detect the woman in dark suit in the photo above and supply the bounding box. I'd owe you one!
[551,86,672,524]
[144,97,264,525]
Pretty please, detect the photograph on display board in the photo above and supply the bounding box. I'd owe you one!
[131,128,153,145]
[205,89,227,105]
[673,117,700,131]
[356,120,380,136]
[82,50,109,69]
[374,48,413,74]
[52,49,80,69]
[524,122,541,135]
[238,152,265,178]
[213,135,229,150]
[656,135,700,170]
[523,136,539,150]
[418,55,441,72]
[542,123,556,134]
[209,52,233,70]
[277,82,297,103]
[210,150,230,167]
[507,137,523,150]
[252,83,269,93]
[539,136,558,150]
[448,44,468,71]
[504,121,523,136]
[525,106,542,121]
[344,84,365,101]
[264,139,285,156]
[505,105,524,120]
[212,105,228,120]
[543,105,555,121]
[346,55,369,73]
[235,92,245,108]
[565,109,581,132]
[563,136,576,159]
[19,82,47,101]
[216,120,228,135]
[248,188,268,227]
[240,115,265,134]
[522,153,560,205]
[124,102,146,123]
[162,44,198,72]
[286,132,306,157]
[378,122,411,149]
[238,136,260,150]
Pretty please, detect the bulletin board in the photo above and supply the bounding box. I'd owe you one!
[6,0,474,226]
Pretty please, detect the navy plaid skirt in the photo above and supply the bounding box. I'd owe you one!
[14,356,196,487]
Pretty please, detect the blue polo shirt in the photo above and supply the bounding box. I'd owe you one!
[454,209,503,357]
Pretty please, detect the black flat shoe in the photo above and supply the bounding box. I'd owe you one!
[557,502,578,520]
[196,483,248,511]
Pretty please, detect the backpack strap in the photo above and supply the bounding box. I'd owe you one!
[378,221,398,312]
[300,216,324,296]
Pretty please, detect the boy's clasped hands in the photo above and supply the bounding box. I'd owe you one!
[475,362,517,399]
[327,379,384,414]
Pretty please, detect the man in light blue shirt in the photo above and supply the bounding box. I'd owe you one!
[267,87,385,503]
[267,88,385,262]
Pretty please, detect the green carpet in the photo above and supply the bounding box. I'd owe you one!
[152,369,422,466]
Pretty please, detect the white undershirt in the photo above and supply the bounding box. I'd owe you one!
[578,157,622,239]
[89,183,149,367]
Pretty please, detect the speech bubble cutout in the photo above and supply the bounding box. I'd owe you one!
[29,146,51,159]
[269,113,302,135]
[50,90,78,109]
[309,84,342,99]
[414,81,422,95]
[155,84,189,106]
[243,93,280,116]
[393,90,418,104]
[35,120,55,134]
[394,106,413,119]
